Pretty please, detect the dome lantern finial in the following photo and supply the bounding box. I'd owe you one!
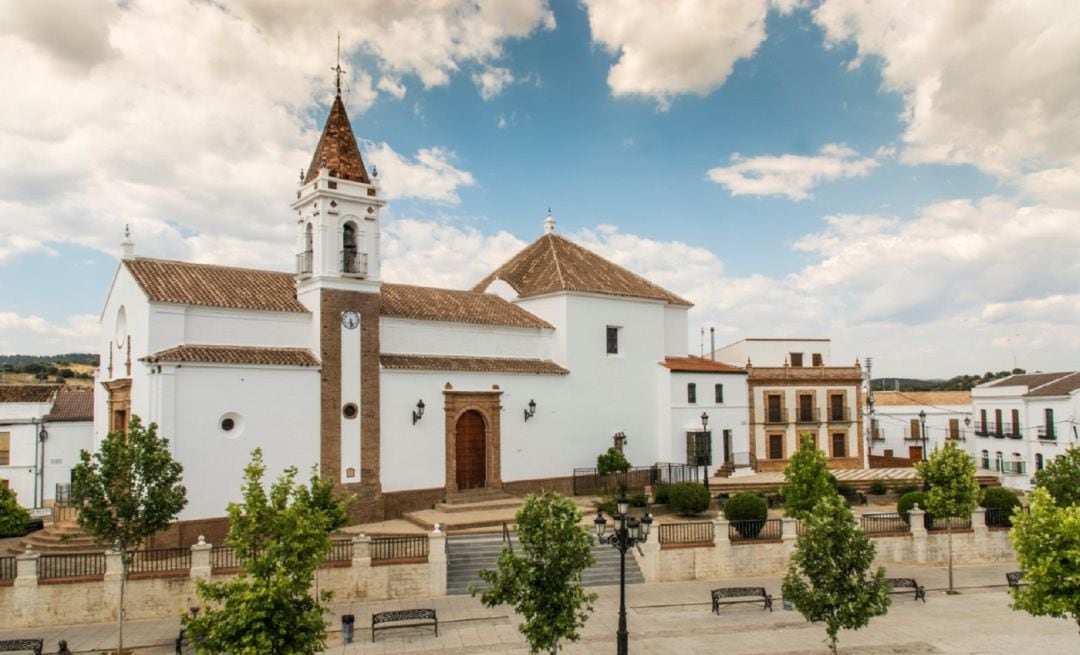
[544,208,556,235]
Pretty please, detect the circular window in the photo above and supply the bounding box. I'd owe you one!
[218,412,243,438]
[115,306,127,343]
[342,403,358,419]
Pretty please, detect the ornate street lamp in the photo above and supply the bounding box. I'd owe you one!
[919,409,928,460]
[594,493,653,655]
[700,412,710,490]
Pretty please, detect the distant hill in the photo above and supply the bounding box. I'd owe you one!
[0,353,98,387]
[873,369,1026,392]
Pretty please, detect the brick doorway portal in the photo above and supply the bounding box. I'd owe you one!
[443,385,502,495]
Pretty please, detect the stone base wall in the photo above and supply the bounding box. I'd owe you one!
[501,475,574,497]
[383,487,446,519]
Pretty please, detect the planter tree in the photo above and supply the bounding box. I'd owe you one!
[782,493,891,654]
[474,492,597,654]
[1033,446,1080,507]
[70,416,187,655]
[184,449,350,655]
[782,433,834,520]
[1010,488,1080,637]
[0,486,31,537]
[914,441,979,594]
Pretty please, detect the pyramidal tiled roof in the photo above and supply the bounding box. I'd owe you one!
[472,233,692,306]
[303,94,370,185]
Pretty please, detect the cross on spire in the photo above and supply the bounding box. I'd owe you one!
[331,32,346,97]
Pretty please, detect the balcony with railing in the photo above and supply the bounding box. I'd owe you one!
[826,406,851,423]
[1002,422,1022,439]
[870,428,885,442]
[1001,460,1027,476]
[763,407,788,424]
[794,407,820,424]
[974,421,989,437]
[1038,425,1056,441]
[295,250,313,276]
[341,250,368,277]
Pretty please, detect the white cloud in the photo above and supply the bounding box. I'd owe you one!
[0,312,97,355]
[381,217,527,290]
[471,66,515,101]
[0,234,57,264]
[814,0,1080,200]
[584,0,790,110]
[363,143,476,205]
[707,144,879,200]
[377,75,407,100]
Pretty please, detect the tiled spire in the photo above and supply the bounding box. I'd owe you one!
[303,94,370,185]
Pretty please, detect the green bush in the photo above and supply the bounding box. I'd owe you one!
[628,491,648,508]
[593,494,617,515]
[836,484,857,499]
[724,492,768,537]
[0,486,30,537]
[897,491,933,525]
[867,480,889,495]
[668,482,711,516]
[892,483,920,496]
[980,487,1021,527]
[596,448,630,476]
[653,483,670,505]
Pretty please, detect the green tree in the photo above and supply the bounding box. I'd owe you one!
[184,449,349,655]
[475,492,597,654]
[70,416,187,655]
[914,441,979,594]
[0,486,31,536]
[782,494,891,654]
[1033,446,1080,507]
[1009,488,1080,636]
[596,447,630,476]
[782,433,835,520]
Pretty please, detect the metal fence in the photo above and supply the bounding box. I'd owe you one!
[371,535,429,561]
[728,518,782,542]
[129,548,191,576]
[985,507,1017,528]
[658,522,714,546]
[572,462,698,496]
[860,513,909,535]
[927,516,973,531]
[210,546,243,571]
[324,538,353,564]
[0,556,14,581]
[38,552,106,580]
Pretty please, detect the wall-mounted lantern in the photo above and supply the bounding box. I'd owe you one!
[524,399,537,422]
[412,399,425,425]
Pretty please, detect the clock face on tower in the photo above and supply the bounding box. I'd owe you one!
[340,310,360,329]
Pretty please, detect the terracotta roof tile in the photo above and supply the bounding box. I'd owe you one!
[0,384,60,403]
[303,95,370,185]
[143,345,320,367]
[473,233,691,306]
[1025,372,1080,397]
[125,259,308,313]
[985,372,1073,389]
[661,356,745,373]
[381,283,552,329]
[871,391,971,406]
[381,354,568,375]
[44,387,94,421]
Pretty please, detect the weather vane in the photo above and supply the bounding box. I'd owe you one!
[332,31,346,96]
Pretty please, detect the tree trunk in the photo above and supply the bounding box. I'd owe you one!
[118,553,126,655]
[947,522,954,594]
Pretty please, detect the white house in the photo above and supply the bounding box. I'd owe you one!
[865,391,973,464]
[971,372,1080,489]
[94,90,750,541]
[0,385,94,508]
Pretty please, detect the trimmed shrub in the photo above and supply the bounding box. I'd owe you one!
[837,484,857,499]
[0,486,30,537]
[653,483,670,505]
[724,492,768,537]
[628,491,648,508]
[897,491,932,525]
[892,483,920,496]
[980,487,1021,527]
[668,482,711,516]
[596,447,630,476]
[867,480,889,495]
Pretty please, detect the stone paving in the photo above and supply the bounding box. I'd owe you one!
[2,560,1076,654]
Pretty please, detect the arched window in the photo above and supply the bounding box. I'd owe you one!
[298,223,314,275]
[980,449,989,470]
[994,451,1003,472]
[341,221,360,273]
[1035,453,1044,470]
[304,222,313,254]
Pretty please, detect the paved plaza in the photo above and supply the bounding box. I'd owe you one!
[1,561,1074,654]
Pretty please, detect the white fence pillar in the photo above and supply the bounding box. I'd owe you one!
[909,506,928,563]
[428,527,447,597]
[15,546,39,588]
[190,535,212,580]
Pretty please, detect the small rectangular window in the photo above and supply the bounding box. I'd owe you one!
[606,326,619,355]
[687,383,697,404]
[812,353,823,366]
[0,431,9,466]
[714,384,724,404]
[909,418,921,439]
[832,433,846,458]
[790,352,804,367]
[884,449,894,457]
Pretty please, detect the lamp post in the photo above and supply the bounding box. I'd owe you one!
[700,412,710,491]
[595,493,652,655]
[919,410,927,461]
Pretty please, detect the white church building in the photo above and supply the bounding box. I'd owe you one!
[94,91,748,541]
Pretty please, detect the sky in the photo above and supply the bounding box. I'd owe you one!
[1,0,1078,378]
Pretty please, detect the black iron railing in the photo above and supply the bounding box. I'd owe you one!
[129,547,191,575]
[860,513,909,534]
[927,516,972,532]
[1038,426,1056,441]
[1001,460,1027,475]
[728,518,782,542]
[764,408,788,424]
[371,535,428,561]
[827,406,851,422]
[985,507,1016,528]
[340,250,368,276]
[974,421,989,436]
[572,462,697,496]
[325,539,353,564]
[795,408,820,423]
[54,483,72,505]
[0,556,14,581]
[658,522,714,545]
[210,546,243,571]
[38,553,106,580]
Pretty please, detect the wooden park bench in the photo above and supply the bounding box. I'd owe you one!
[0,639,43,655]
[886,577,926,602]
[711,587,773,613]
[371,608,438,641]
[1006,571,1025,589]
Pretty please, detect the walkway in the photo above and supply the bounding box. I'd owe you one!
[2,561,1074,654]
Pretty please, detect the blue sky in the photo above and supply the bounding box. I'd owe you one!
[1,0,1077,377]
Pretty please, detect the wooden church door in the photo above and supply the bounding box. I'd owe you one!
[455,410,487,490]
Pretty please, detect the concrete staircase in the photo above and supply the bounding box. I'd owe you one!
[8,520,101,554]
[446,534,645,596]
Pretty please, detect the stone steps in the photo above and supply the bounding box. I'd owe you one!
[446,535,644,596]
[9,521,102,554]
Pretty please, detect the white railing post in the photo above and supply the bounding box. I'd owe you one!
[190,535,212,580]
[909,506,928,563]
[15,545,39,587]
[428,527,447,597]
